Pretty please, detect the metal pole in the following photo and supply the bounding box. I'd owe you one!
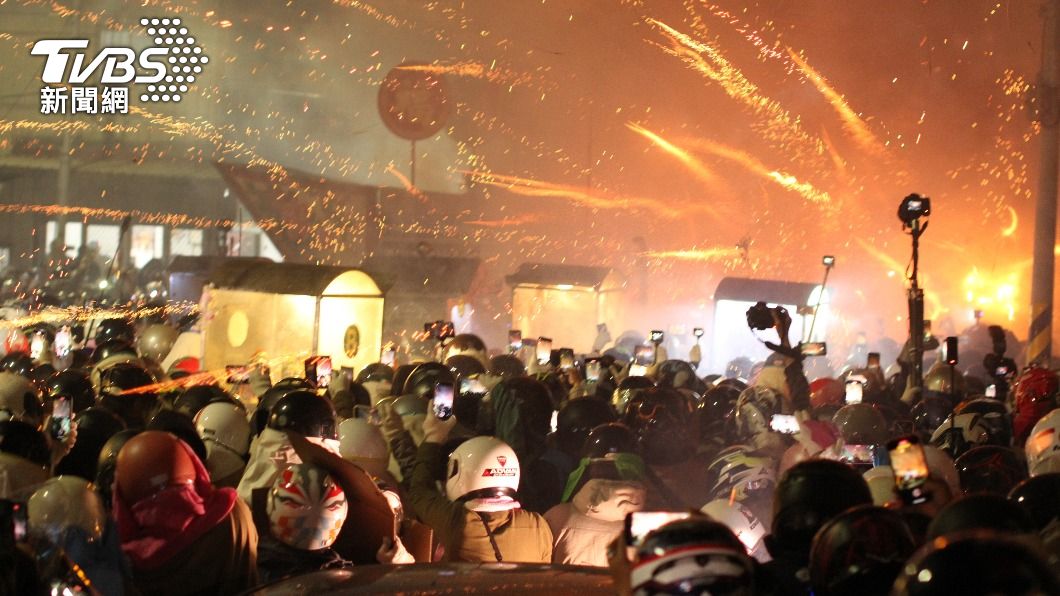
[1030,0,1060,366]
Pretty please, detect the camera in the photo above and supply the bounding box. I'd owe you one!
[898,193,931,225]
[746,302,777,331]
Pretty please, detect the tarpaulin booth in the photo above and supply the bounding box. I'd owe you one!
[201,262,384,380]
[507,263,624,354]
[710,277,827,372]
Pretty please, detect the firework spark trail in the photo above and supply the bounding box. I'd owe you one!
[1002,206,1018,237]
[118,349,313,395]
[684,139,832,206]
[396,61,545,91]
[647,18,826,166]
[641,248,743,262]
[384,163,429,203]
[464,214,542,227]
[786,49,885,156]
[462,170,708,219]
[625,122,718,184]
[1,303,198,329]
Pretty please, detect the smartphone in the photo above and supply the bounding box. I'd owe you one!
[585,358,601,382]
[305,356,332,389]
[0,500,28,547]
[944,337,959,366]
[800,342,827,357]
[558,348,575,370]
[985,384,997,398]
[226,365,250,384]
[433,382,454,419]
[629,364,648,377]
[439,322,456,341]
[634,344,655,367]
[550,410,558,433]
[459,376,487,395]
[424,321,440,340]
[845,379,864,404]
[887,436,930,505]
[54,326,71,359]
[822,255,836,267]
[508,330,522,353]
[381,346,396,367]
[867,352,881,368]
[770,414,799,434]
[693,327,704,339]
[650,330,664,345]
[625,511,693,545]
[49,396,71,441]
[536,337,553,365]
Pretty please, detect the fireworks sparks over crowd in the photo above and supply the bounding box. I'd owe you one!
[0,0,1049,352]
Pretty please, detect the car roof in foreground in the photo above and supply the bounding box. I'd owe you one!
[245,562,614,595]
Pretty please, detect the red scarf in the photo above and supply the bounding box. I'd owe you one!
[113,438,237,570]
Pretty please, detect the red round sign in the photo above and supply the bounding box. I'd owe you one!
[377,63,450,141]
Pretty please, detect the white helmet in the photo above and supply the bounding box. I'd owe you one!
[922,445,961,499]
[28,476,106,542]
[445,436,520,509]
[1025,408,1060,476]
[700,499,767,558]
[194,402,251,456]
[338,418,388,478]
[0,372,38,423]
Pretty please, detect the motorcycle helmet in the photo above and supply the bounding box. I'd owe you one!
[194,402,251,457]
[700,498,768,558]
[1008,473,1060,530]
[631,516,754,596]
[621,387,696,466]
[114,431,197,505]
[930,412,994,459]
[832,403,889,445]
[266,463,348,551]
[954,445,1028,496]
[555,398,617,457]
[0,372,42,424]
[809,378,844,410]
[93,318,135,345]
[135,323,178,363]
[581,422,638,459]
[1024,408,1060,476]
[612,376,654,415]
[267,390,337,440]
[28,476,106,543]
[1012,366,1059,445]
[47,369,95,413]
[250,377,313,437]
[403,362,456,400]
[771,459,873,556]
[445,436,520,509]
[809,505,916,596]
[706,445,776,503]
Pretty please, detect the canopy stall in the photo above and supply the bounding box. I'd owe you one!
[201,261,384,380]
[507,263,625,354]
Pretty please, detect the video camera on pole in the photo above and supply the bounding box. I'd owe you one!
[899,193,931,389]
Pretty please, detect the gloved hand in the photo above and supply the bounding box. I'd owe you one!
[422,399,457,444]
[377,536,415,564]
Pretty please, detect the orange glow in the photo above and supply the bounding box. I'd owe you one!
[1001,206,1018,237]
[641,248,743,262]
[625,122,717,184]
[685,139,832,206]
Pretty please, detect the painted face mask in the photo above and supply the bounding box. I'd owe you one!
[267,463,348,551]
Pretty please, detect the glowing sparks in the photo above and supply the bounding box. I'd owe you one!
[625,122,717,184]
[464,214,542,227]
[686,139,832,206]
[1,303,197,330]
[1001,205,1018,237]
[396,61,541,90]
[963,267,1021,322]
[647,18,826,165]
[462,170,703,219]
[786,48,885,156]
[641,248,743,262]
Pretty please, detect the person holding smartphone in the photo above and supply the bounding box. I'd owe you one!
[406,400,553,563]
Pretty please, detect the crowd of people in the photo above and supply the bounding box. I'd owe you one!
[1,296,1059,596]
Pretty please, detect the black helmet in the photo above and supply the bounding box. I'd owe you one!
[809,505,917,596]
[832,403,889,445]
[911,396,953,440]
[356,363,394,384]
[267,390,337,439]
[891,531,1059,595]
[445,354,486,378]
[95,429,139,508]
[93,317,135,345]
[1009,473,1060,531]
[403,362,456,399]
[581,422,637,458]
[173,384,235,418]
[632,516,754,595]
[92,339,137,364]
[771,459,873,558]
[554,398,617,457]
[927,494,1034,539]
[698,384,741,443]
[390,394,428,417]
[955,445,1028,496]
[621,386,695,466]
[47,369,96,412]
[250,377,313,437]
[391,364,419,397]
[489,354,525,379]
[655,359,698,391]
[147,409,208,463]
[0,419,50,467]
[54,407,125,480]
[612,375,654,414]
[98,362,155,395]
[0,352,35,378]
